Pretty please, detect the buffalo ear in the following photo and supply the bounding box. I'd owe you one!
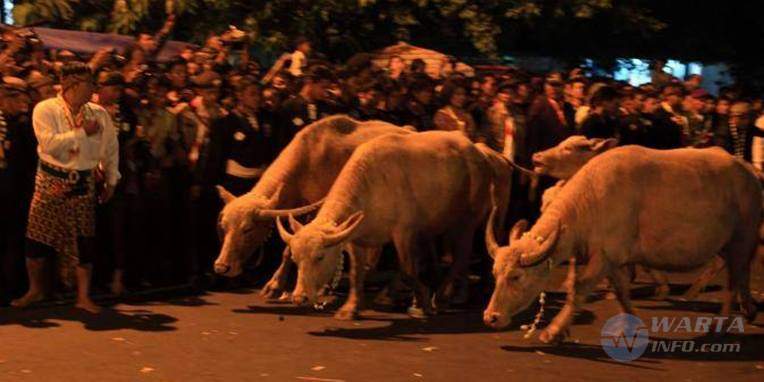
[276,216,294,244]
[322,211,365,248]
[288,213,305,233]
[216,185,236,205]
[590,138,618,154]
[266,183,284,207]
[509,219,528,244]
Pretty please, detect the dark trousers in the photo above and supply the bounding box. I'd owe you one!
[0,189,31,302]
[0,205,26,302]
[141,167,192,285]
[190,189,222,279]
[94,190,150,287]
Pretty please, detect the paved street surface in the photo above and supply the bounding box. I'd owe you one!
[1,264,763,382]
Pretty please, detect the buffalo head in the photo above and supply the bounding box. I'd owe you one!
[276,211,364,305]
[213,184,323,277]
[483,206,564,329]
[532,136,617,179]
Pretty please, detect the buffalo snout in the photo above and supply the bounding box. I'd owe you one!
[532,153,547,169]
[483,310,510,329]
[214,263,231,275]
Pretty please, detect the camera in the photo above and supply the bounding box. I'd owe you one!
[13,29,43,54]
[110,50,127,66]
[220,25,247,50]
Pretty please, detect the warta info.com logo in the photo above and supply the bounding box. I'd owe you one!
[600,313,744,362]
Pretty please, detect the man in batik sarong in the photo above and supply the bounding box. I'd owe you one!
[12,63,119,313]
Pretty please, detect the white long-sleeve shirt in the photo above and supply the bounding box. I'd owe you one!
[32,95,120,185]
[288,50,306,77]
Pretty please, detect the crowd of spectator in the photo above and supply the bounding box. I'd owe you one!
[1,17,763,305]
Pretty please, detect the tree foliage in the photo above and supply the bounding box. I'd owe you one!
[10,0,668,61]
[10,1,764,74]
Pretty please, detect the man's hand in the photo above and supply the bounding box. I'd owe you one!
[99,184,115,204]
[88,47,113,71]
[83,119,101,136]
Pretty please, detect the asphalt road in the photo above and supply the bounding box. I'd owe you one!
[1,263,763,382]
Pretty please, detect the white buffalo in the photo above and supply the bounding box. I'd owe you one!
[485,145,761,343]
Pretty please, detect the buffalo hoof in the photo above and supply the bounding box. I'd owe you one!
[278,291,292,302]
[538,328,567,345]
[334,307,360,321]
[431,294,449,313]
[373,288,394,306]
[260,280,285,299]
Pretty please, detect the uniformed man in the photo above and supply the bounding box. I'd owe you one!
[395,74,436,131]
[646,84,685,149]
[185,70,227,169]
[279,65,335,140]
[190,76,281,287]
[94,71,137,296]
[198,75,279,196]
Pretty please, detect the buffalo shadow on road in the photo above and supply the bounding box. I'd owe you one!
[501,332,764,367]
[309,299,580,342]
[232,286,515,341]
[232,289,597,341]
[305,309,509,342]
[500,342,667,370]
[233,302,333,318]
[637,298,764,316]
[233,297,506,341]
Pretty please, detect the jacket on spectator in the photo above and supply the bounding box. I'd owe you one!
[644,106,684,149]
[279,95,335,140]
[525,95,574,164]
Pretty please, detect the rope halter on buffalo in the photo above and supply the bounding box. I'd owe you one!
[521,257,576,340]
[313,251,345,311]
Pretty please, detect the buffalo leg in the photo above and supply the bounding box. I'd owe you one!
[261,247,293,299]
[609,267,636,315]
[335,245,373,320]
[393,232,433,319]
[363,246,383,272]
[540,254,608,344]
[373,273,411,308]
[647,268,670,300]
[721,234,758,322]
[433,227,474,310]
[682,256,725,300]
